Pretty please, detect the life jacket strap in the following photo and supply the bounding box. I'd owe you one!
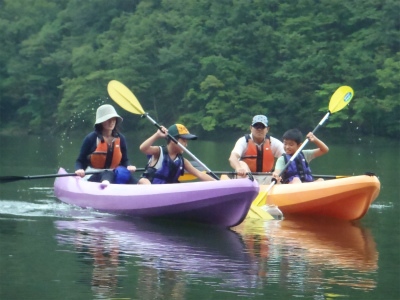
[104,140,115,169]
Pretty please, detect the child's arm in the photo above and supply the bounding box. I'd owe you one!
[272,156,285,182]
[139,126,168,156]
[307,132,329,158]
[184,159,216,181]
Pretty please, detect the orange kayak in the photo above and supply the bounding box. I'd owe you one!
[256,175,381,220]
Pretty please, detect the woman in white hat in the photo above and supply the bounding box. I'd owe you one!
[75,104,145,185]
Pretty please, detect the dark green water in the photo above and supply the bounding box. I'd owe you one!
[0,134,399,300]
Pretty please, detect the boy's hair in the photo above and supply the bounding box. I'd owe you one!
[282,129,303,144]
[166,136,174,144]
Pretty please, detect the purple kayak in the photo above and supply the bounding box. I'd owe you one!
[54,168,259,227]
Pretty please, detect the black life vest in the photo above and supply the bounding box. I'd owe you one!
[282,152,313,183]
[142,146,185,184]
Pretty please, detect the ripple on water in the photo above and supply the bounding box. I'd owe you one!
[0,199,110,219]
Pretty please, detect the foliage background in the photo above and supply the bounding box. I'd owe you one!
[0,0,398,138]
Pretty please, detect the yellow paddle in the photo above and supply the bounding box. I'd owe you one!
[107,80,274,221]
[258,86,354,218]
[247,204,274,220]
[107,80,220,180]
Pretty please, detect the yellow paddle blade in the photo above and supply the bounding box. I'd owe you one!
[253,187,268,206]
[329,86,354,113]
[107,80,145,115]
[247,205,274,220]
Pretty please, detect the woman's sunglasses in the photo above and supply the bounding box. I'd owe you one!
[252,123,266,130]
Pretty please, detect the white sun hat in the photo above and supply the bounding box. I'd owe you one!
[95,104,123,125]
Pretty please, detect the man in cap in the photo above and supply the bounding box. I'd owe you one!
[139,124,215,184]
[229,115,284,178]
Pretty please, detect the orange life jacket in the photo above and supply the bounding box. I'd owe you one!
[90,137,122,169]
[241,134,274,172]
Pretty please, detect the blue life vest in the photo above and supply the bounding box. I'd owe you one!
[142,146,184,184]
[282,152,313,183]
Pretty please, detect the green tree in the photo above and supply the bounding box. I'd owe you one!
[0,0,398,138]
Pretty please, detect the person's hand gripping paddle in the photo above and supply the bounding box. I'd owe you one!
[108,80,276,220]
[258,86,354,219]
[107,80,219,180]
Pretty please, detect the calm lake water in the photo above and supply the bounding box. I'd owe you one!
[0,133,399,300]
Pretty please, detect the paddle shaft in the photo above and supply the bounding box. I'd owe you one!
[186,161,348,179]
[262,111,332,198]
[108,81,220,181]
[0,168,146,183]
[278,112,330,178]
[181,170,348,181]
[211,171,347,179]
[143,113,220,180]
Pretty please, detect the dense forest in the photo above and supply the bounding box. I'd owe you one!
[0,0,398,138]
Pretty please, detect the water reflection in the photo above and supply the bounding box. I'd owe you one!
[55,217,254,299]
[234,215,379,294]
[54,215,378,299]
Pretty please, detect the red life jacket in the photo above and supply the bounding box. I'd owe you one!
[90,137,122,169]
[241,134,274,172]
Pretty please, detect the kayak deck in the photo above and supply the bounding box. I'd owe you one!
[258,175,380,220]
